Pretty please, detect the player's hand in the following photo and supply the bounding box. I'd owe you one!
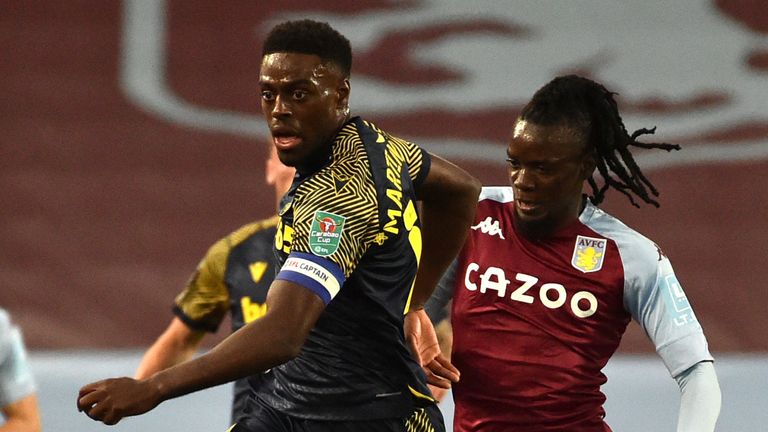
[428,383,448,402]
[404,308,460,389]
[77,377,162,425]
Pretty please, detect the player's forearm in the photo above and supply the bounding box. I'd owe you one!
[675,361,721,432]
[0,418,40,432]
[134,340,196,380]
[134,320,204,379]
[0,395,41,432]
[149,315,295,401]
[148,285,323,402]
[411,155,480,309]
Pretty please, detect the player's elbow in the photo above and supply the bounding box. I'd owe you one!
[272,344,301,364]
[463,176,482,202]
[3,395,42,432]
[446,172,481,202]
[7,421,41,432]
[272,333,307,363]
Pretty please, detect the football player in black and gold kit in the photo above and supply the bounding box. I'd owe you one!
[133,144,295,423]
[78,19,481,431]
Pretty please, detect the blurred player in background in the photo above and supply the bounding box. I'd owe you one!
[424,75,721,432]
[78,19,478,431]
[0,308,41,432]
[133,143,295,423]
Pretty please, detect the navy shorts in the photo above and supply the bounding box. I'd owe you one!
[229,398,444,432]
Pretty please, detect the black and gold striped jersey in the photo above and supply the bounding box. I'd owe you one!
[255,116,434,420]
[172,216,278,420]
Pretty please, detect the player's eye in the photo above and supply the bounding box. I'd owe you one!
[261,90,275,101]
[293,90,308,100]
[506,158,521,169]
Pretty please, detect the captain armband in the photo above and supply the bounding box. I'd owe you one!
[275,252,346,304]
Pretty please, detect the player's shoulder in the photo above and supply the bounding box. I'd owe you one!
[333,116,372,154]
[0,309,14,352]
[227,216,279,240]
[298,124,378,209]
[203,217,278,262]
[352,117,422,162]
[479,186,514,203]
[361,117,410,144]
[580,202,663,271]
[353,116,389,141]
[0,308,10,335]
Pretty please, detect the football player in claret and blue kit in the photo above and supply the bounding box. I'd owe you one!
[425,75,722,432]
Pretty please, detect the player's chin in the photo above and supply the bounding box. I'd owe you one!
[274,148,303,168]
[514,207,548,223]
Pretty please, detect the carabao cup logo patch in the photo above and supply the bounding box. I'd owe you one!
[309,211,346,257]
[571,235,607,273]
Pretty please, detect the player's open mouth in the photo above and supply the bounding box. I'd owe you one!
[272,135,302,150]
[516,199,540,214]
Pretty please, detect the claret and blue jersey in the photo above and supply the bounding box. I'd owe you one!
[446,186,713,432]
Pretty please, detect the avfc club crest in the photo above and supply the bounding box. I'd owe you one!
[310,210,346,257]
[571,235,607,273]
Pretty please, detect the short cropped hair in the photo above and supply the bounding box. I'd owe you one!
[262,19,352,76]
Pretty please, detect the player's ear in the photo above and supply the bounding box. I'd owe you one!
[580,147,597,180]
[337,78,350,110]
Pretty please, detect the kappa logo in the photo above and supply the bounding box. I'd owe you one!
[571,235,607,273]
[471,217,505,239]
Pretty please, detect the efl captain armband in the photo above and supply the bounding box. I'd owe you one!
[275,252,345,304]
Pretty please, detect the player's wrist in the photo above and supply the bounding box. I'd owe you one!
[407,305,425,313]
[146,370,172,402]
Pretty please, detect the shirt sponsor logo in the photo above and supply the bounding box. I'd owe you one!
[464,264,598,318]
[241,297,267,323]
[471,216,505,239]
[571,235,606,273]
[310,210,345,257]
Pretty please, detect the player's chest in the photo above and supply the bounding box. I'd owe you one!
[457,221,625,322]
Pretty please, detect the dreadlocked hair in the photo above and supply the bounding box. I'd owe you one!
[262,19,352,77]
[519,75,681,207]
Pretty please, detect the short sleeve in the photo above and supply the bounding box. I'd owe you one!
[276,153,381,304]
[386,135,431,189]
[174,237,231,332]
[289,196,375,275]
[277,194,375,304]
[623,246,714,377]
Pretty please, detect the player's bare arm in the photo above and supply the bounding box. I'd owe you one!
[405,153,479,387]
[411,153,480,310]
[134,317,205,380]
[1,394,41,432]
[77,280,325,425]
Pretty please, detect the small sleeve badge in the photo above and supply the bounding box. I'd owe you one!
[309,210,346,257]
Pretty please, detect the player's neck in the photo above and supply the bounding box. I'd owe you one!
[514,196,588,240]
